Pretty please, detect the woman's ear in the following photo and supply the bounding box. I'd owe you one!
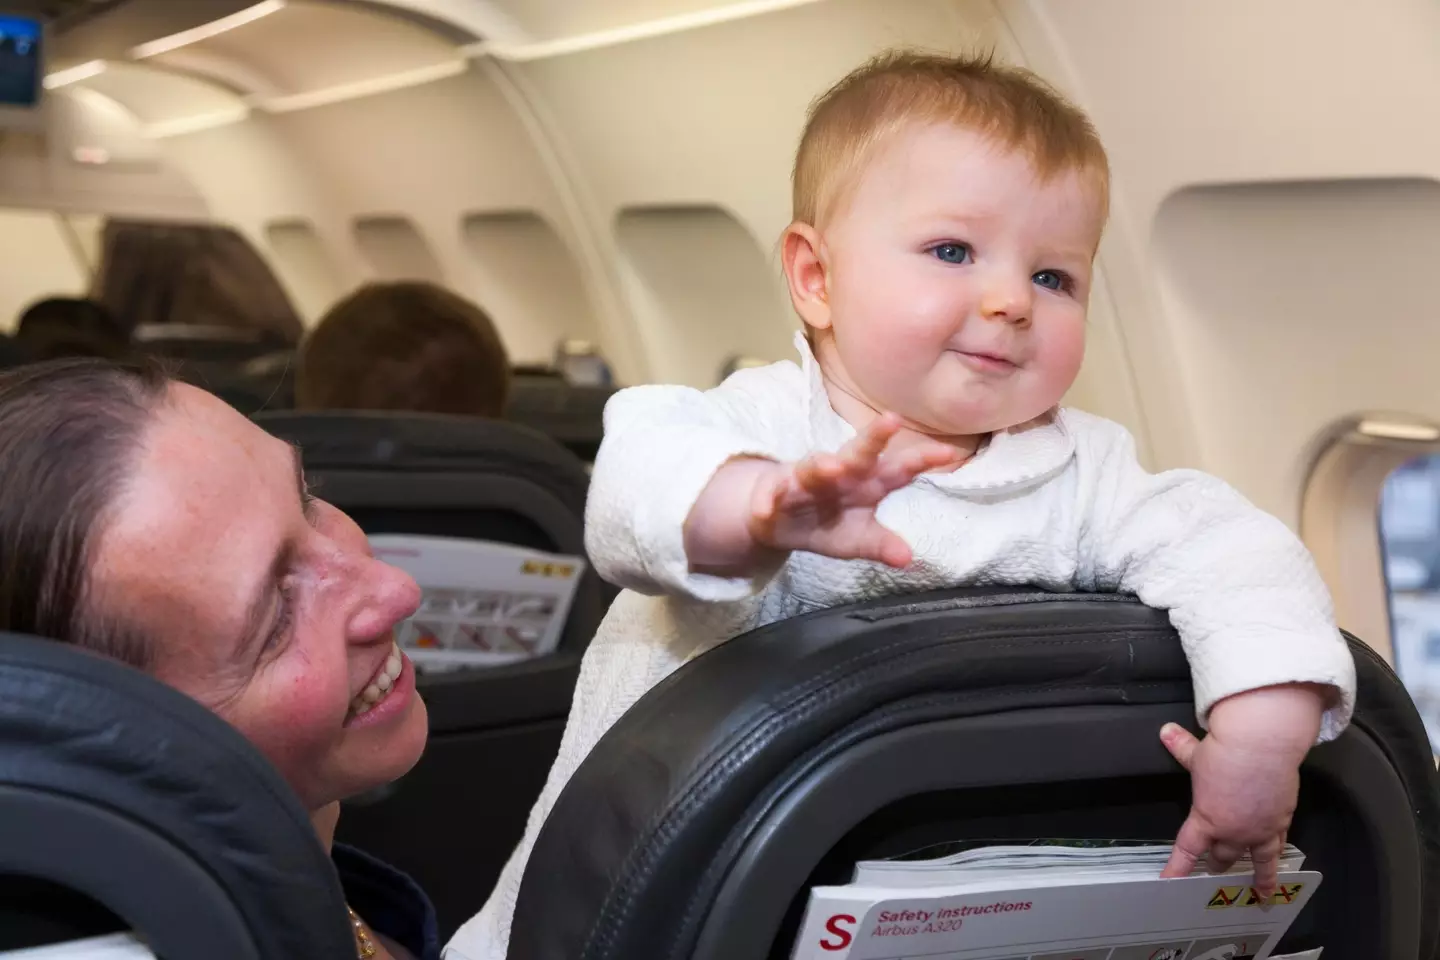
[781,222,833,332]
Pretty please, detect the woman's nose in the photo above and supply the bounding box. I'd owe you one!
[346,559,421,645]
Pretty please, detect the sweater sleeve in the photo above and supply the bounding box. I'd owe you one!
[1070,412,1356,741]
[583,364,803,601]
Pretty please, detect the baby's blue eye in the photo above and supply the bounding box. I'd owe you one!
[1033,270,1067,291]
[931,243,970,264]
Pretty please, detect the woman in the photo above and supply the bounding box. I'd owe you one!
[0,357,437,960]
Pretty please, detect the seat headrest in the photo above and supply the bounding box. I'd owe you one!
[503,380,613,461]
[255,410,589,515]
[510,588,1440,960]
[0,635,352,959]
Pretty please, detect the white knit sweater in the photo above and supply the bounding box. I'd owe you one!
[444,334,1356,960]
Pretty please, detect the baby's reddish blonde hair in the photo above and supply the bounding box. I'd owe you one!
[792,50,1110,230]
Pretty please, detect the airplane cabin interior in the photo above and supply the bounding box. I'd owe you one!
[1,1,1439,958]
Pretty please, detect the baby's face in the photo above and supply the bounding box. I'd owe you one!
[813,122,1106,439]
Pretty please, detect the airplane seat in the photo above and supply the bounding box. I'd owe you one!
[253,410,611,941]
[201,350,297,414]
[0,633,351,958]
[0,335,31,371]
[510,587,1440,960]
[131,324,290,365]
[504,377,615,463]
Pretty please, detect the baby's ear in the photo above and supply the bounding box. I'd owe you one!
[780,222,833,331]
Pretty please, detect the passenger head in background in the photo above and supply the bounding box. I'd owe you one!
[296,281,511,418]
[15,296,132,362]
[783,50,1109,456]
[0,359,427,815]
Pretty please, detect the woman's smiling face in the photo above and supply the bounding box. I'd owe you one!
[91,382,427,810]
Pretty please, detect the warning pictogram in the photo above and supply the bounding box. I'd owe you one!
[1240,883,1303,907]
[521,559,577,578]
[1206,886,1243,909]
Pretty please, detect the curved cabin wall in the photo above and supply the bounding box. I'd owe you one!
[353,214,445,284]
[14,0,1440,548]
[614,204,793,387]
[460,210,598,366]
[0,210,90,330]
[265,218,345,323]
[1022,0,1440,524]
[1152,178,1440,529]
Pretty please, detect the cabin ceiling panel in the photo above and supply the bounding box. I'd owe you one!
[482,0,816,43]
[144,0,463,98]
[364,0,524,43]
[143,48,285,99]
[72,62,247,126]
[268,69,560,219]
[51,0,256,63]
[513,0,1000,242]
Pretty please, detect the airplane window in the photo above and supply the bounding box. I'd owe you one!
[461,211,599,366]
[614,205,794,388]
[265,219,343,324]
[1378,454,1440,748]
[352,215,444,285]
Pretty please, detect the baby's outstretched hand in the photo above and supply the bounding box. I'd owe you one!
[1158,685,1324,898]
[748,413,957,568]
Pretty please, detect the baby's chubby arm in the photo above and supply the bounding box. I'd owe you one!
[583,368,798,601]
[684,413,956,576]
[1069,411,1355,892]
[585,365,956,601]
[1070,412,1355,738]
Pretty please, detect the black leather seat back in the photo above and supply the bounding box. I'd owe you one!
[505,377,614,463]
[254,410,607,940]
[511,589,1440,960]
[0,634,349,958]
[132,324,289,364]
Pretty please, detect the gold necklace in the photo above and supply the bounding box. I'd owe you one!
[347,906,377,958]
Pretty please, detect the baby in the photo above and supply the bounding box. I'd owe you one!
[445,50,1356,959]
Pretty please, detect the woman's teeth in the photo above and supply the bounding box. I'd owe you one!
[351,642,403,717]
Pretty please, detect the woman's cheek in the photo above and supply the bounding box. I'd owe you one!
[243,657,352,771]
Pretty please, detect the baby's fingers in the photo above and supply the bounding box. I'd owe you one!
[1249,837,1283,900]
[864,526,914,570]
[1161,815,1210,880]
[794,453,847,497]
[877,443,958,489]
[840,412,903,473]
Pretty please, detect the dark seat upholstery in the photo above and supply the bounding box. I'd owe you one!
[0,634,350,958]
[510,588,1440,960]
[131,323,289,365]
[254,410,609,941]
[504,377,614,463]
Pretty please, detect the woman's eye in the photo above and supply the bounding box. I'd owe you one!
[931,243,971,265]
[1033,270,1070,292]
[264,582,297,652]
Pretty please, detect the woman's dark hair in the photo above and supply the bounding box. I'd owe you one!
[295,281,511,418]
[0,357,170,668]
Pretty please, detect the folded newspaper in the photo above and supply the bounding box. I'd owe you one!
[368,534,586,672]
[792,840,1321,960]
